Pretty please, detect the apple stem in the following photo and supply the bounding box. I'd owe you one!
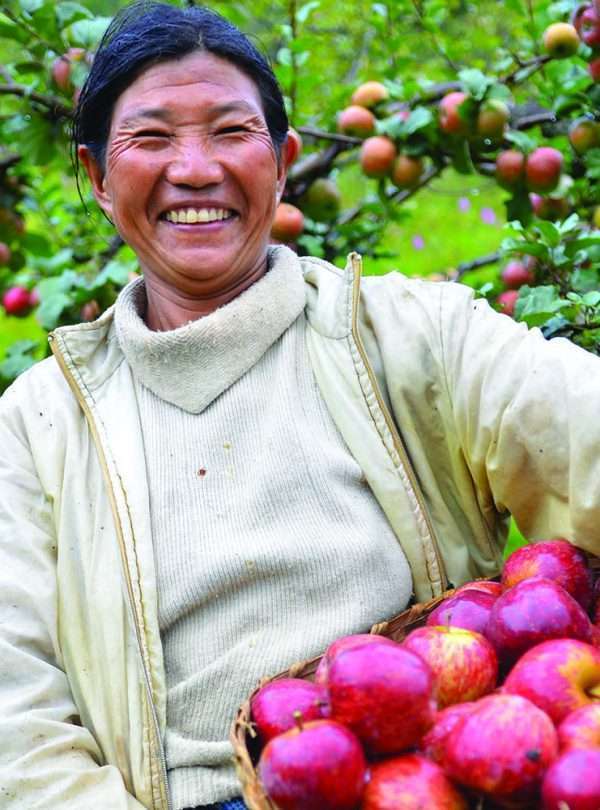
[293,710,304,731]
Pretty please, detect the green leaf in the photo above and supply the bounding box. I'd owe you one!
[18,0,46,13]
[91,259,132,289]
[504,130,537,154]
[66,16,111,48]
[514,285,572,327]
[535,221,561,247]
[458,68,494,100]
[36,292,71,329]
[0,339,38,380]
[297,1,320,24]
[55,1,92,27]
[402,107,434,134]
[582,291,600,307]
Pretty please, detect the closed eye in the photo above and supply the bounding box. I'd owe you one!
[217,125,248,134]
[135,130,169,138]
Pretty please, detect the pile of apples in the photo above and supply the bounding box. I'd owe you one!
[249,539,600,809]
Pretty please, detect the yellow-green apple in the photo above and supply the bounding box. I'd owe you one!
[486,578,593,665]
[362,753,468,810]
[525,147,563,193]
[569,119,600,154]
[403,625,498,708]
[501,260,535,289]
[337,105,376,137]
[543,22,581,56]
[503,639,600,725]
[299,178,341,222]
[270,203,305,243]
[250,678,330,744]
[496,149,526,189]
[498,289,519,316]
[420,701,477,763]
[557,703,600,750]
[0,242,11,265]
[501,538,594,610]
[257,718,368,810]
[351,81,389,108]
[359,136,397,178]
[476,99,510,139]
[454,580,502,598]
[314,633,397,686]
[594,205,600,228]
[327,642,436,755]
[580,6,600,47]
[2,286,32,316]
[438,92,470,135]
[541,748,600,809]
[426,589,496,636]
[442,693,558,801]
[390,155,423,188]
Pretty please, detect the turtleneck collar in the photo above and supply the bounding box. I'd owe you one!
[114,245,306,413]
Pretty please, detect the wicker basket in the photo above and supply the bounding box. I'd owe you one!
[230,586,460,810]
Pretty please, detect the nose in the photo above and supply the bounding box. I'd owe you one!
[165,138,225,188]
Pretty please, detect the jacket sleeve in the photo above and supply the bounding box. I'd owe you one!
[0,384,147,809]
[439,282,600,556]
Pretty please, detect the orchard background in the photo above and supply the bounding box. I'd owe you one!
[0,0,599,554]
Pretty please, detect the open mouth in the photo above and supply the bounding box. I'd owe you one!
[161,207,235,224]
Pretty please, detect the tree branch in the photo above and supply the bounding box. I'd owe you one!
[456,251,501,279]
[0,83,72,119]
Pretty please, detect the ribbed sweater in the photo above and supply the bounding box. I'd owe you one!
[114,247,413,808]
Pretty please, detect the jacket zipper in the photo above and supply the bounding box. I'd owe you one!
[347,253,448,593]
[49,333,172,810]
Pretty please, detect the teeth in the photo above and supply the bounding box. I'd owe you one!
[165,208,231,223]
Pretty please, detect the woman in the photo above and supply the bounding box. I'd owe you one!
[2,2,600,809]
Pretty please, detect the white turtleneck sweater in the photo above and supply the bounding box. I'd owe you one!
[114,247,413,808]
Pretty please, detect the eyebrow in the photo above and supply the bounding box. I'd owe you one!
[119,101,262,128]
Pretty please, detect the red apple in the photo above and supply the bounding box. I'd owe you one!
[558,703,600,750]
[592,578,600,623]
[503,638,600,725]
[362,753,468,810]
[486,578,593,665]
[589,57,600,82]
[496,149,526,189]
[257,718,368,810]
[525,147,563,193]
[351,80,389,108]
[569,118,600,154]
[454,580,503,598]
[476,99,510,139]
[403,625,497,708]
[359,136,397,178]
[541,748,600,809]
[530,192,570,221]
[2,286,32,316]
[314,633,397,686]
[502,538,594,610]
[497,289,519,316]
[51,56,71,91]
[426,589,496,636]
[337,105,376,137]
[439,91,470,136]
[271,203,305,243]
[443,693,558,800]
[327,642,436,755]
[80,299,100,322]
[250,678,330,744]
[543,21,581,57]
[420,701,477,763]
[0,242,11,265]
[390,154,423,189]
[501,260,535,289]
[580,6,600,47]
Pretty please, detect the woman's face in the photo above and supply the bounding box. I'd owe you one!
[80,51,293,299]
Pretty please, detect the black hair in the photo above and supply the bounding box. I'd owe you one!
[72,0,288,177]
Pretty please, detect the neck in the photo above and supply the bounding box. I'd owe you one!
[142,261,269,331]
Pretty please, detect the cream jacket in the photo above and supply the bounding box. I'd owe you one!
[1,249,599,809]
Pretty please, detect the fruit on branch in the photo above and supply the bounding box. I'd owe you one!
[579,6,600,47]
[337,105,376,137]
[390,154,424,189]
[51,56,71,91]
[589,56,600,81]
[426,589,497,636]
[557,703,600,750]
[351,80,389,108]
[250,678,329,744]
[0,242,11,265]
[257,718,368,810]
[443,693,558,800]
[271,203,305,243]
[299,178,341,222]
[362,753,468,810]
[359,136,397,178]
[530,193,570,221]
[80,300,100,322]
[497,289,519,316]
[501,537,594,610]
[486,578,593,665]
[327,642,436,755]
[314,633,397,686]
[503,638,600,725]
[495,149,526,189]
[525,147,563,193]
[542,22,581,57]
[541,748,600,810]
[569,119,600,154]
[402,625,498,708]
[476,99,510,139]
[2,286,32,316]
[438,92,471,135]
[501,260,535,289]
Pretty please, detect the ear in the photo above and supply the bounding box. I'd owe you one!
[78,144,114,221]
[275,130,301,204]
